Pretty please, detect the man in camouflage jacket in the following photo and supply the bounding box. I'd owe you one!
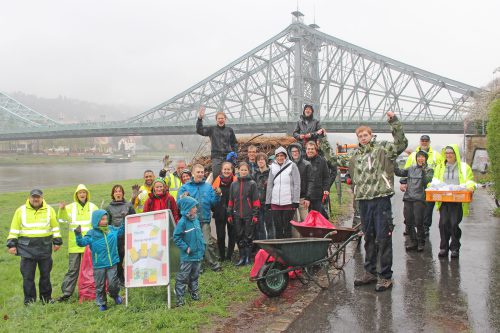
[340,111,408,292]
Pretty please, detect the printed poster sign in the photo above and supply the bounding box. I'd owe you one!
[124,210,171,288]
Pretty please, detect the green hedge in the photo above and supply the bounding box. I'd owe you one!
[487,98,500,199]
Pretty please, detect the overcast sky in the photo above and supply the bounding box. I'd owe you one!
[1,0,499,111]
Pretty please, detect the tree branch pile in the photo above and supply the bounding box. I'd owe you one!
[191,135,296,172]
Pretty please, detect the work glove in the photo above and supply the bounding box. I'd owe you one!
[159,169,167,178]
[252,216,258,224]
[74,225,82,235]
[227,216,233,224]
[292,202,299,209]
[131,184,140,198]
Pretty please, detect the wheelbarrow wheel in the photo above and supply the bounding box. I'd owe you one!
[257,262,289,297]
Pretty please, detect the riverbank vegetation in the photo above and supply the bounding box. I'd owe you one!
[0,178,353,332]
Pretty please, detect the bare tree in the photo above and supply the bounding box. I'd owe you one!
[466,77,500,122]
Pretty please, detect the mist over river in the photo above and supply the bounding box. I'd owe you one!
[0,159,163,194]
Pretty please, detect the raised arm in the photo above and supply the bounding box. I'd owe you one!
[394,161,409,178]
[196,106,212,136]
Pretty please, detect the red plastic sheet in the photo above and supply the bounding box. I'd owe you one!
[290,210,336,229]
[250,249,301,279]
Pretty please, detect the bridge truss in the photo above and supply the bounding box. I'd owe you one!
[126,12,480,133]
[1,13,481,140]
[0,91,59,130]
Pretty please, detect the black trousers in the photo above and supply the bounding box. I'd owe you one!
[403,201,426,245]
[215,212,235,260]
[272,209,295,239]
[234,217,255,249]
[20,256,53,304]
[309,199,329,220]
[424,201,436,229]
[117,236,125,284]
[439,202,463,252]
[359,196,394,279]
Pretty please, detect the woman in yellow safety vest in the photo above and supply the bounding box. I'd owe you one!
[56,184,98,302]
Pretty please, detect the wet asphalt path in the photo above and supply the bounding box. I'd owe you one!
[288,188,500,333]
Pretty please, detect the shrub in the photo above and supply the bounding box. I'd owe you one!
[486,98,500,199]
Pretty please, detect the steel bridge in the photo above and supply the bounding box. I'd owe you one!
[0,12,481,141]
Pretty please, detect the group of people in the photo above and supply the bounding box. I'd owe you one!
[6,103,477,309]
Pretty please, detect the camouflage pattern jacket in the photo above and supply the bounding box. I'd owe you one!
[339,116,408,201]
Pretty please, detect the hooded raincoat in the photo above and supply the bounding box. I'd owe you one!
[430,144,476,216]
[177,179,220,223]
[58,184,98,254]
[173,197,206,262]
[75,210,123,269]
[265,147,301,206]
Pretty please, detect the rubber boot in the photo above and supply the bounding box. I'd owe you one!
[244,247,252,266]
[235,247,246,266]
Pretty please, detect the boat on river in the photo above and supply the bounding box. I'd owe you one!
[104,155,132,163]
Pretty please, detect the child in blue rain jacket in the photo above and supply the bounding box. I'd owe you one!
[75,209,123,311]
[173,196,206,306]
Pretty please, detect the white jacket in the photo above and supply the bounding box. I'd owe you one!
[265,147,301,206]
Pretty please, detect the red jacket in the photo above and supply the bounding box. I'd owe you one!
[143,191,180,223]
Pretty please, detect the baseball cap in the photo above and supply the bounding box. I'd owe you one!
[30,189,43,197]
[420,135,430,141]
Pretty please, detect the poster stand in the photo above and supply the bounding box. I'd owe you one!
[124,209,175,308]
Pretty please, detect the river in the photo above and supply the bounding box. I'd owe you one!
[0,159,164,193]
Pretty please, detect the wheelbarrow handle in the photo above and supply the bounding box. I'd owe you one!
[324,230,338,238]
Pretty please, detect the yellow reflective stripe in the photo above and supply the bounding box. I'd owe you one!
[71,203,94,222]
[19,229,54,235]
[169,174,181,191]
[21,205,51,229]
[22,222,51,228]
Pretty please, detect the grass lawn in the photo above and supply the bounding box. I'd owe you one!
[329,181,354,222]
[0,179,258,333]
[0,178,353,332]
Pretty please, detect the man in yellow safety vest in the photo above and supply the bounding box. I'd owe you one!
[160,159,186,200]
[131,169,155,213]
[6,189,62,305]
[56,184,98,302]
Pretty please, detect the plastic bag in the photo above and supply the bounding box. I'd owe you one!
[78,246,107,302]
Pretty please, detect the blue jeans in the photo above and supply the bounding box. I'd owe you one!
[359,196,394,279]
[175,261,201,300]
[93,265,120,306]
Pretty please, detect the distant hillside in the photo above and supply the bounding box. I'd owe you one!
[9,91,144,123]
